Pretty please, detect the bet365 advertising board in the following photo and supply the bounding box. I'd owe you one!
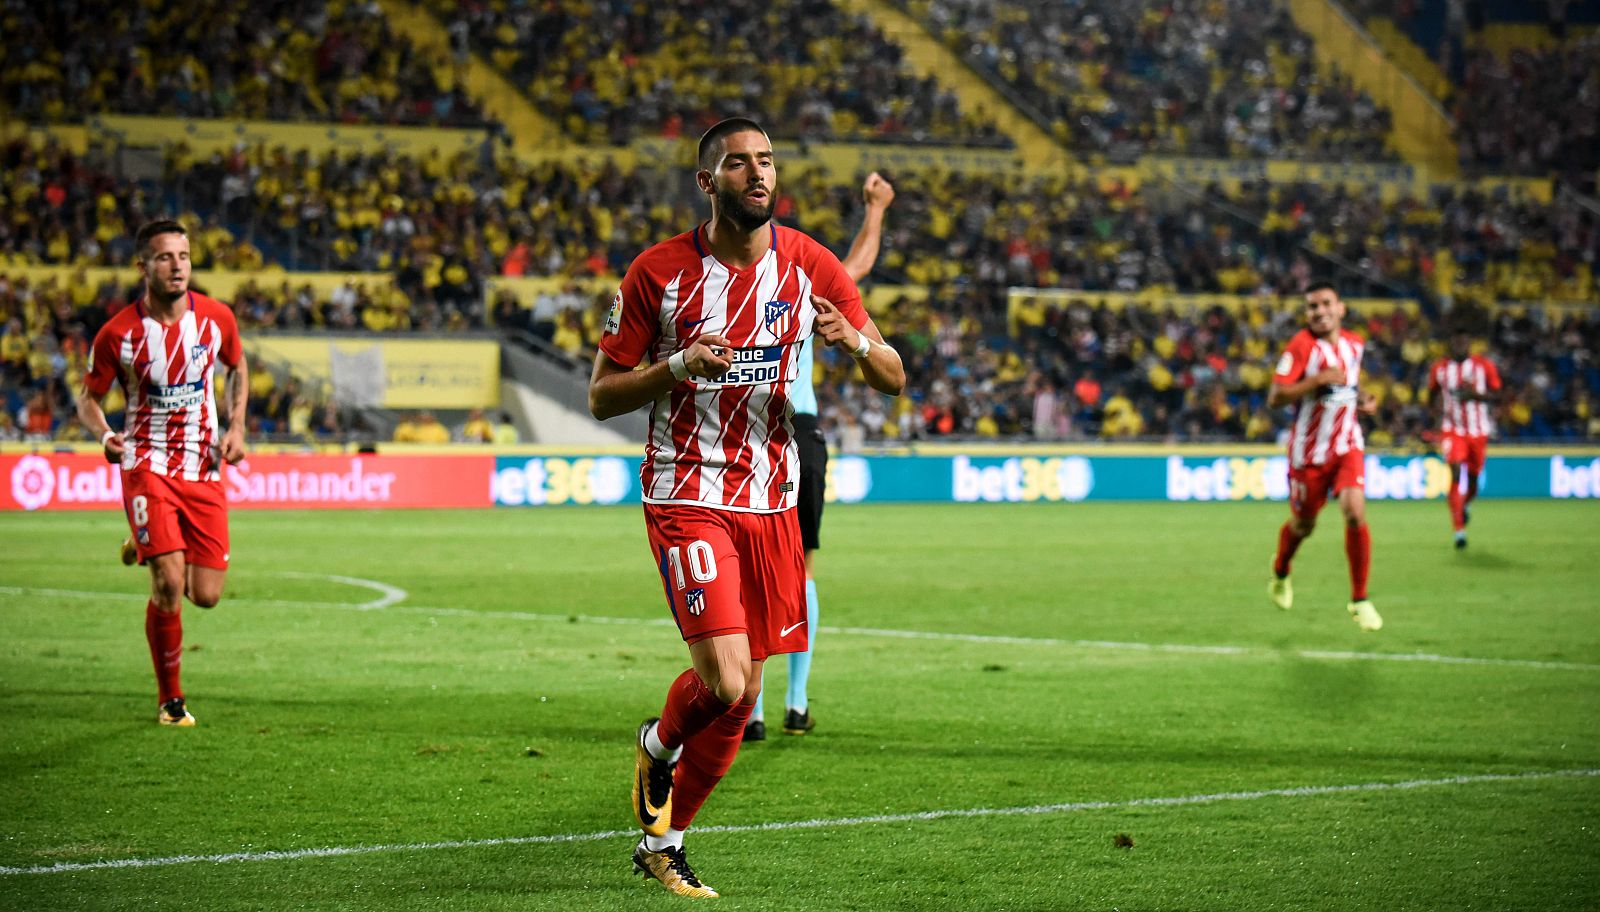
[4,451,1598,511]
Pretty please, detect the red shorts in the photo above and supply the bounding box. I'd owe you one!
[1288,450,1365,521]
[643,503,806,662]
[122,470,230,570]
[1441,434,1488,474]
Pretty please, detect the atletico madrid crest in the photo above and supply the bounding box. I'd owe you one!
[762,299,792,331]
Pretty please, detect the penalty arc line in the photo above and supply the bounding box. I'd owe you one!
[3,582,1599,672]
[2,768,1595,876]
[270,571,408,609]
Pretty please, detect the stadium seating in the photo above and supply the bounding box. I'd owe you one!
[4,124,1598,445]
[1347,0,1600,178]
[1453,39,1600,176]
[908,0,1394,161]
[425,0,1011,146]
[0,0,487,126]
[3,0,1597,447]
[810,291,1599,445]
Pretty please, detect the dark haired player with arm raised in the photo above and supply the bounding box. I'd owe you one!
[590,118,903,898]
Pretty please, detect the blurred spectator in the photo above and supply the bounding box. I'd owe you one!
[393,409,450,443]
[18,389,53,439]
[457,407,494,442]
[492,412,520,444]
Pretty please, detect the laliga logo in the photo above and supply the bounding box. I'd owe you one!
[11,455,55,511]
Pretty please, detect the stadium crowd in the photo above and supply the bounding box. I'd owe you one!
[1453,38,1600,179]
[10,137,1593,316]
[1,0,486,126]
[811,292,1600,447]
[3,0,1597,448]
[1342,0,1600,180]
[427,0,1009,147]
[910,0,1394,161]
[0,266,359,444]
[4,128,1599,446]
[6,252,1594,449]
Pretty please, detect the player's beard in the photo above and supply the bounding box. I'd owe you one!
[715,182,775,234]
[148,272,188,307]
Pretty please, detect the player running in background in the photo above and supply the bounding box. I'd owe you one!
[76,219,249,726]
[745,170,896,743]
[1428,331,1501,549]
[589,118,904,898]
[1266,281,1382,632]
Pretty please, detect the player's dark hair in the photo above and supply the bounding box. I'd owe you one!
[1303,279,1338,297]
[697,117,769,172]
[135,219,188,261]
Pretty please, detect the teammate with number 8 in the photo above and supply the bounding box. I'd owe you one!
[589,118,903,898]
[76,219,249,727]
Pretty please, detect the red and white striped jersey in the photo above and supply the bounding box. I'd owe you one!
[600,223,866,513]
[1272,328,1366,469]
[1428,356,1501,439]
[85,292,242,481]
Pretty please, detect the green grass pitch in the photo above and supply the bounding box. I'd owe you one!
[1,501,1597,911]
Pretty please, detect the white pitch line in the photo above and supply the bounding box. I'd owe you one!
[3,584,1599,672]
[271,571,408,609]
[2,768,1594,877]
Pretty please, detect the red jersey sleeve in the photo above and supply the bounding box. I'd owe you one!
[216,303,243,368]
[598,257,660,369]
[796,231,867,331]
[1271,334,1310,386]
[1480,357,1502,391]
[85,322,121,397]
[816,250,867,330]
[1426,360,1443,393]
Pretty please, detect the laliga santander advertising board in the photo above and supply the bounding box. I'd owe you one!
[2,453,492,511]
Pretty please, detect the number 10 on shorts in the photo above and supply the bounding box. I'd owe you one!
[665,541,718,591]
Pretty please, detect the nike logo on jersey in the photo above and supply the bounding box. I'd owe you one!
[682,316,714,332]
[780,622,805,637]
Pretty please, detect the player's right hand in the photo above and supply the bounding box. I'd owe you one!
[1312,367,1345,387]
[102,432,125,464]
[683,333,733,379]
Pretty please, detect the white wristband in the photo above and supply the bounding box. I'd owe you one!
[668,350,690,381]
[101,430,116,446]
[850,334,873,359]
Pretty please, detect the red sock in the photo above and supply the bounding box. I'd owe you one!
[1464,473,1479,505]
[1447,484,1465,531]
[669,698,754,831]
[656,668,733,750]
[144,601,183,705]
[1345,523,1371,601]
[1274,522,1305,578]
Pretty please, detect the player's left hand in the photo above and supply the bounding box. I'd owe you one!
[1357,390,1378,416]
[862,172,895,209]
[812,294,864,353]
[218,427,247,465]
[101,431,126,465]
